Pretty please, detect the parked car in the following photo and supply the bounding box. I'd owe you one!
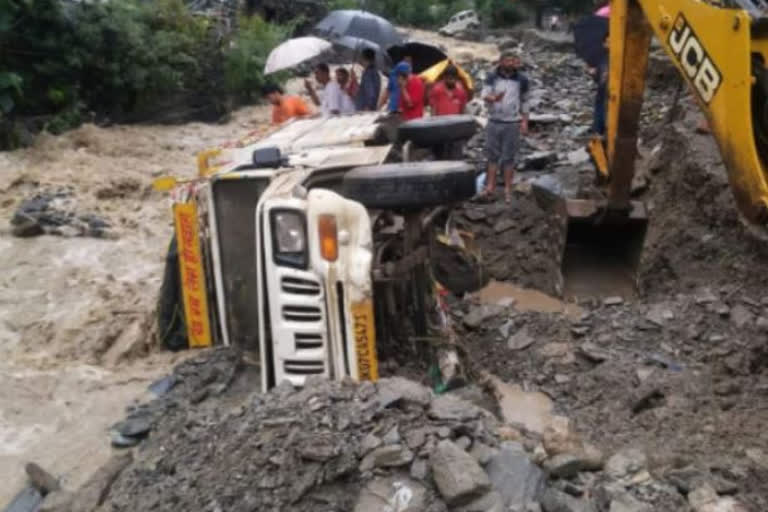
[439,10,480,36]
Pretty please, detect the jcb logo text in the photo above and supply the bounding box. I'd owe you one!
[669,14,722,104]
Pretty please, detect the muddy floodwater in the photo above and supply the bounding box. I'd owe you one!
[472,280,584,320]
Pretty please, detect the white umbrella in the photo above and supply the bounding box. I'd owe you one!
[264,37,333,75]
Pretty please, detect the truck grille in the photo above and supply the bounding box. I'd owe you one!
[281,276,321,296]
[295,333,323,350]
[282,305,323,322]
[284,359,325,375]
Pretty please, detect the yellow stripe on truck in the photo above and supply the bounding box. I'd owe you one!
[173,202,213,348]
[351,299,378,381]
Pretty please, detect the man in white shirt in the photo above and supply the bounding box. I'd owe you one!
[304,63,355,116]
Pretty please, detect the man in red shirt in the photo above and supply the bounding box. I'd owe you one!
[429,66,468,116]
[397,63,425,120]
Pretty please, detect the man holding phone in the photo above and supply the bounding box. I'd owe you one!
[481,51,530,204]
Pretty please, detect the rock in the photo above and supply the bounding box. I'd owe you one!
[4,487,43,512]
[410,458,429,481]
[361,433,383,453]
[665,466,739,495]
[541,487,596,512]
[110,431,141,448]
[39,490,75,512]
[360,445,414,471]
[12,217,44,237]
[298,436,339,461]
[494,218,516,234]
[605,449,647,480]
[577,342,609,363]
[148,375,177,396]
[465,208,488,221]
[457,436,472,451]
[538,343,570,359]
[745,447,768,469]
[608,491,651,512]
[455,491,506,512]
[629,387,665,414]
[529,114,560,124]
[729,304,755,328]
[486,442,545,510]
[567,148,590,165]
[470,442,499,465]
[429,394,484,422]
[376,377,433,407]
[493,379,558,436]
[382,426,401,445]
[508,327,536,351]
[70,453,133,512]
[430,440,491,505]
[115,415,152,438]
[353,476,427,512]
[25,462,60,494]
[544,454,587,479]
[695,289,718,304]
[524,151,558,170]
[404,428,427,450]
[688,484,748,512]
[757,316,768,332]
[604,296,624,306]
[464,305,505,329]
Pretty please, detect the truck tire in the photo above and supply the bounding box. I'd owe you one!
[342,161,476,210]
[398,115,478,146]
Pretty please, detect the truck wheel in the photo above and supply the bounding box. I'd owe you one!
[398,115,478,146]
[342,161,476,210]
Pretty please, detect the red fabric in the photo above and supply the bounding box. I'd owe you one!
[429,81,468,116]
[399,75,425,120]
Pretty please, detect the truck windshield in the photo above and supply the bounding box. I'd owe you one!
[212,176,270,349]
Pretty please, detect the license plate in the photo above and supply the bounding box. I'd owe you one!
[350,300,378,381]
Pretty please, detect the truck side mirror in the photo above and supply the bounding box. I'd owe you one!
[252,146,283,169]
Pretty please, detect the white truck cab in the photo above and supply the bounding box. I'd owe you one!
[161,113,481,391]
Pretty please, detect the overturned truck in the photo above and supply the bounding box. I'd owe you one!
[158,113,484,390]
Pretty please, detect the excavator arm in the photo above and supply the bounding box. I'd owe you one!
[554,0,768,296]
[597,0,768,222]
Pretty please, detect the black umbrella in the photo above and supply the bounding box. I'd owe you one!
[332,35,392,70]
[314,10,403,51]
[573,15,608,68]
[387,41,447,74]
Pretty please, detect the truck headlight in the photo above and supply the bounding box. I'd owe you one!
[271,210,307,268]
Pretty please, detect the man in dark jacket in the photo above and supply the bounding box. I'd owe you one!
[481,51,530,204]
[355,48,381,111]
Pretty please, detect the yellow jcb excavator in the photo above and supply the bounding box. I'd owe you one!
[570,0,768,289]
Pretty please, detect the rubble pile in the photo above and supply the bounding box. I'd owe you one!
[86,372,554,512]
[9,187,115,239]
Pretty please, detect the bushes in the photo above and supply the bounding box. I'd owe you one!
[0,0,288,145]
[224,15,290,103]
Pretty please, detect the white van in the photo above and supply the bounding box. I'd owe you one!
[439,10,480,36]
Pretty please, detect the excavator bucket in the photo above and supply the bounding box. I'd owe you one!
[558,198,647,299]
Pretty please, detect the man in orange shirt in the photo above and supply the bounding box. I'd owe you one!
[263,84,311,125]
[429,66,468,116]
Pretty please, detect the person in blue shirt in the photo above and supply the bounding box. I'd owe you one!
[355,48,381,111]
[379,55,412,113]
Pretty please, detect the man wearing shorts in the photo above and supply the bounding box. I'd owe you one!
[482,51,530,203]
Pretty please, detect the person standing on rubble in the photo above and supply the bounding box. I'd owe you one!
[480,51,529,204]
[355,48,381,111]
[429,65,468,116]
[589,34,609,135]
[397,62,425,120]
[379,54,413,113]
